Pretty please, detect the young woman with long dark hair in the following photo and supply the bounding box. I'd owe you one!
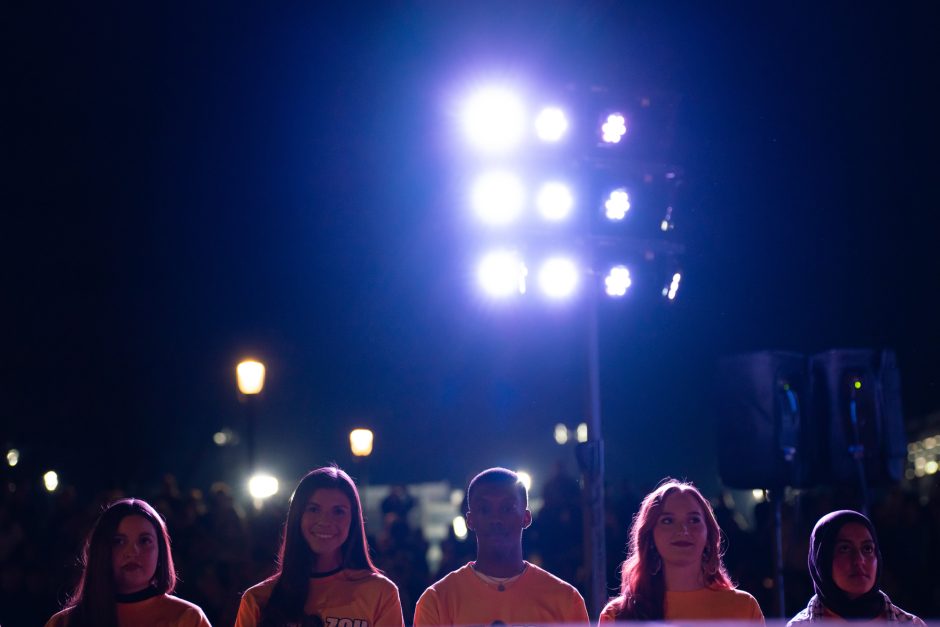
[44,498,210,627]
[600,479,763,622]
[236,466,404,627]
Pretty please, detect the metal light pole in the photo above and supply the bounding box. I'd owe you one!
[236,359,265,473]
[350,428,374,508]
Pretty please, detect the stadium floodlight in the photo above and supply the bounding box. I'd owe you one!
[535,107,568,142]
[663,272,682,300]
[604,265,632,297]
[538,257,579,299]
[462,87,526,153]
[536,182,574,221]
[478,250,527,297]
[604,189,631,221]
[472,171,526,225]
[601,113,627,143]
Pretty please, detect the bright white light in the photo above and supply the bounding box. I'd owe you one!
[43,471,59,492]
[452,515,468,540]
[576,423,588,443]
[349,428,374,457]
[248,473,279,499]
[604,189,630,221]
[605,266,632,297]
[450,489,465,507]
[472,171,525,225]
[927,461,939,475]
[554,423,569,445]
[6,449,19,467]
[601,113,627,143]
[752,489,766,502]
[516,471,532,492]
[535,107,568,142]
[666,272,682,300]
[236,360,266,395]
[213,431,228,446]
[661,220,669,231]
[538,257,578,299]
[462,87,526,153]
[536,182,573,221]
[478,251,527,297]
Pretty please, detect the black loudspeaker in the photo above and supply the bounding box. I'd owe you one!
[716,352,816,489]
[810,349,907,485]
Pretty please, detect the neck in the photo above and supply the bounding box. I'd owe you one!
[312,551,343,573]
[474,545,525,577]
[663,562,705,592]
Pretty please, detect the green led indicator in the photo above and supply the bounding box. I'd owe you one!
[853,380,862,390]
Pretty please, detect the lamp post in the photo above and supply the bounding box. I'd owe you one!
[455,81,684,616]
[350,428,374,509]
[236,359,265,473]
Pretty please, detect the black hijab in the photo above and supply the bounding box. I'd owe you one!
[808,510,885,620]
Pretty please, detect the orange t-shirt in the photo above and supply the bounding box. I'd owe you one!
[599,587,764,623]
[44,593,211,627]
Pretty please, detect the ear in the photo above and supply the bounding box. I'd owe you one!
[523,509,532,529]
[465,510,475,531]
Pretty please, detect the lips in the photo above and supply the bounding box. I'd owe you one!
[121,562,142,571]
[671,541,694,547]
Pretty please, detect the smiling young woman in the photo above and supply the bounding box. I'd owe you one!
[236,466,404,627]
[787,510,926,626]
[599,478,764,623]
[44,498,210,627]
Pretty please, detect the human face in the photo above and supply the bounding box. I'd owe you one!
[831,522,877,599]
[112,515,159,594]
[301,488,352,571]
[652,491,709,568]
[466,482,531,550]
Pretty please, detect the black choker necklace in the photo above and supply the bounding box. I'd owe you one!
[310,566,343,579]
[116,586,160,603]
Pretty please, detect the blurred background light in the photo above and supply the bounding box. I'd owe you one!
[604,265,632,297]
[452,515,468,540]
[43,470,58,492]
[553,423,569,445]
[536,182,574,221]
[472,171,526,225]
[664,272,682,300]
[478,251,527,297]
[601,113,627,143]
[236,360,266,395]
[576,422,588,443]
[534,106,568,142]
[516,470,533,492]
[604,189,630,221]
[248,473,279,499]
[538,257,579,299]
[6,449,19,467]
[349,428,374,457]
[462,87,526,153]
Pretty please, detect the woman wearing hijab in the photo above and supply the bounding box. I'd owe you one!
[787,509,926,625]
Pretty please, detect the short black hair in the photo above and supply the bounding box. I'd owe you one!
[467,467,528,509]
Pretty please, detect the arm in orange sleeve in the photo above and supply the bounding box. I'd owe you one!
[413,587,442,627]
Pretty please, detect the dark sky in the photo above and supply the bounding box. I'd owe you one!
[5,3,939,497]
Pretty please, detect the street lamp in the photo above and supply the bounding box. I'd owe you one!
[349,428,374,457]
[236,359,265,473]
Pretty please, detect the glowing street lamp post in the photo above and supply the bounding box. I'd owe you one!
[350,428,374,504]
[236,359,266,473]
[458,85,684,616]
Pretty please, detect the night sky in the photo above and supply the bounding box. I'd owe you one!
[6,3,939,497]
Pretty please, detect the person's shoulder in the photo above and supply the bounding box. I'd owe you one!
[425,562,474,592]
[345,569,400,592]
[786,596,817,627]
[44,607,73,627]
[599,597,625,623]
[523,562,581,594]
[161,594,211,622]
[242,577,278,604]
[882,592,927,626]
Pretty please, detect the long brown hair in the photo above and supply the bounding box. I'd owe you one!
[611,479,732,620]
[259,466,377,626]
[64,498,176,627]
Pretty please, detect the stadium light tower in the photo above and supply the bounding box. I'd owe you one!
[455,79,685,616]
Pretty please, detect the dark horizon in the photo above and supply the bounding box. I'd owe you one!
[5,2,939,497]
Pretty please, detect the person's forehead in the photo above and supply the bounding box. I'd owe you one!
[471,482,522,503]
[835,522,873,542]
[660,491,704,515]
[117,514,156,535]
[307,488,351,507]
